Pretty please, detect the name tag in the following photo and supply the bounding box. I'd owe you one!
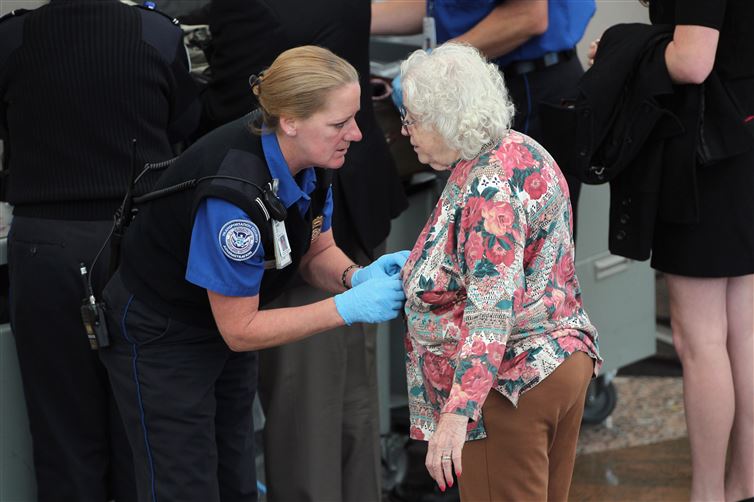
[272,219,292,269]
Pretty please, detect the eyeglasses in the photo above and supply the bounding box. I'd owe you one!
[399,106,418,129]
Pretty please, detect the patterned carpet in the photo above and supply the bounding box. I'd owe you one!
[577,376,686,455]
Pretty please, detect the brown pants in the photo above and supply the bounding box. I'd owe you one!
[459,352,593,502]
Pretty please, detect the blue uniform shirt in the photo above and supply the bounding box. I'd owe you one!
[429,0,595,68]
[185,132,333,296]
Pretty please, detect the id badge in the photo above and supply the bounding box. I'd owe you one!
[422,16,437,50]
[272,217,292,269]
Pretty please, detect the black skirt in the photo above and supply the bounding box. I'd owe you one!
[651,148,754,277]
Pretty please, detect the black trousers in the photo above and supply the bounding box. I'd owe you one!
[99,271,258,502]
[504,56,584,238]
[7,216,136,502]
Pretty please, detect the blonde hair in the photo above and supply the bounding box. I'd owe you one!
[251,46,359,132]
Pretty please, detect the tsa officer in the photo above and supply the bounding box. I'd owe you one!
[98,45,408,502]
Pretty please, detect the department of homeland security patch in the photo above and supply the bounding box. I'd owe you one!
[219,219,261,261]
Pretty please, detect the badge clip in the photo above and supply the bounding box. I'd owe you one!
[422,16,437,50]
[270,179,292,269]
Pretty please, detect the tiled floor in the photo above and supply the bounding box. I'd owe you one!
[571,437,691,501]
[571,375,691,501]
[577,376,686,455]
[384,372,692,502]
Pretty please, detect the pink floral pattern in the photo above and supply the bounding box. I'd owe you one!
[402,131,602,441]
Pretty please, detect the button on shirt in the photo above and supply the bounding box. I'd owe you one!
[185,132,333,296]
[429,0,595,67]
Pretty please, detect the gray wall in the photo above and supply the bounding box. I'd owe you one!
[0,0,46,16]
[577,0,651,64]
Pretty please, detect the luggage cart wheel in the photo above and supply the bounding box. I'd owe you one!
[381,432,409,491]
[582,375,617,425]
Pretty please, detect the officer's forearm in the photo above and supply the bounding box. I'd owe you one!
[300,246,355,294]
[452,0,548,60]
[208,290,345,351]
[299,230,355,294]
[371,0,424,35]
[233,301,345,351]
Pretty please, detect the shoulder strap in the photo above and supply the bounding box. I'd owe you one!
[192,148,277,259]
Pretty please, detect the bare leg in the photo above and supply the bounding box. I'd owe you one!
[666,274,733,502]
[725,275,754,502]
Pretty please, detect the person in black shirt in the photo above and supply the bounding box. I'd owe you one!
[201,1,408,500]
[647,3,753,501]
[0,2,199,500]
[589,2,753,501]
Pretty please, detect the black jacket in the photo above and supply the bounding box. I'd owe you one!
[541,23,753,260]
[0,0,200,220]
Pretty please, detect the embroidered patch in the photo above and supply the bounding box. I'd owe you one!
[219,219,261,261]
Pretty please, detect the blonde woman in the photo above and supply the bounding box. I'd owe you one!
[99,46,408,502]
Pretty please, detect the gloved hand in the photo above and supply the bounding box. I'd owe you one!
[391,48,430,111]
[351,250,410,288]
[334,274,406,325]
[391,74,403,110]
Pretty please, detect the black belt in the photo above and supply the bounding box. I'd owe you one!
[501,49,576,77]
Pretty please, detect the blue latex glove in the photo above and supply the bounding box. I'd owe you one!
[351,250,410,288]
[391,48,430,111]
[334,275,406,325]
[391,74,403,111]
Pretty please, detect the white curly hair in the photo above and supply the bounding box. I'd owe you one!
[400,43,515,160]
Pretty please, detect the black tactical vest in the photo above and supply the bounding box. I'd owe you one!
[119,115,331,328]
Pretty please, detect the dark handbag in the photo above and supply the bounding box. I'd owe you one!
[697,74,754,167]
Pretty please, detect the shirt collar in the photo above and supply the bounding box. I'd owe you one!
[261,132,316,208]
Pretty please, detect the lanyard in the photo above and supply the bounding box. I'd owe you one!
[423,0,437,49]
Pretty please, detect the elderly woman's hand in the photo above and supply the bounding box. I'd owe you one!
[587,38,600,66]
[426,412,468,491]
[351,250,410,287]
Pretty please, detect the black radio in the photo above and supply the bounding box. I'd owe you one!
[79,263,110,350]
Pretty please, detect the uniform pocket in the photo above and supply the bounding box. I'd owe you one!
[120,296,172,347]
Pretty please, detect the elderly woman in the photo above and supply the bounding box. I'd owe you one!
[399,43,602,502]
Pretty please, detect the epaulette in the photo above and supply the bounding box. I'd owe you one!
[0,8,30,24]
[133,3,180,26]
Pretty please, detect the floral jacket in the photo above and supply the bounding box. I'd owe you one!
[402,131,601,441]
